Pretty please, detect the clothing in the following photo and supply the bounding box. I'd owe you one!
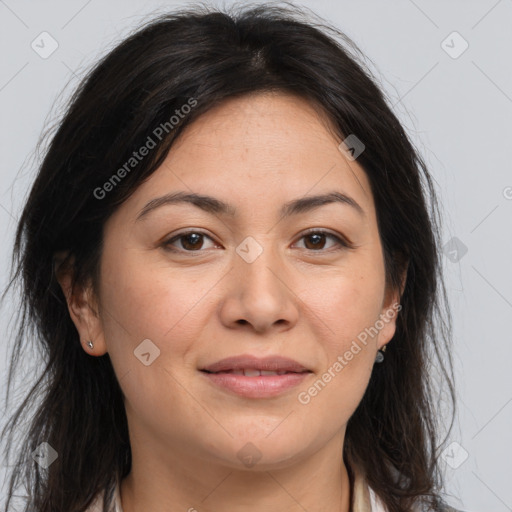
[84,466,463,512]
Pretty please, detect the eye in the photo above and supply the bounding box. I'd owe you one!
[293,229,352,252]
[162,228,353,254]
[162,230,218,253]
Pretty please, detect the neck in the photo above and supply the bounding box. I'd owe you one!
[120,435,352,512]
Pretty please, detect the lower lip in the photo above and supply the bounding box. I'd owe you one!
[200,371,311,398]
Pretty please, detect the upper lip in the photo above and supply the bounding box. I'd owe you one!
[200,355,311,373]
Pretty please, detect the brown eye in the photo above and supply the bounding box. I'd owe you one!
[163,231,217,252]
[303,233,328,250]
[294,230,351,252]
[180,233,204,250]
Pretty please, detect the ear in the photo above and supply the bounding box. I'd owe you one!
[376,261,408,350]
[54,251,108,356]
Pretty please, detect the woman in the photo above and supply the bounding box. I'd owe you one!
[1,3,463,511]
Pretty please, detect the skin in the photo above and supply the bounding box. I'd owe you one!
[58,92,404,512]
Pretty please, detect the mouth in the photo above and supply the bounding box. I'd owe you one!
[199,355,313,398]
[201,368,310,376]
[200,354,311,374]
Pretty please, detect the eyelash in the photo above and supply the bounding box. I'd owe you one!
[162,229,354,254]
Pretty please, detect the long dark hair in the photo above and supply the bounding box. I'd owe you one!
[1,3,456,511]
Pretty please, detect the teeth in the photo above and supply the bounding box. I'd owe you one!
[212,369,295,376]
[244,369,261,377]
[242,369,289,376]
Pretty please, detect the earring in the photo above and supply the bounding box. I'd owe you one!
[375,344,387,363]
[86,340,94,349]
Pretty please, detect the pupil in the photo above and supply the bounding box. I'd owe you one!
[306,233,325,249]
[183,233,202,250]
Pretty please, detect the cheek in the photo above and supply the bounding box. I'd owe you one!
[311,268,385,351]
[97,251,218,423]
[295,277,379,433]
[295,265,383,409]
[98,247,218,358]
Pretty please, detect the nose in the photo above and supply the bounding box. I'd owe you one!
[218,241,300,334]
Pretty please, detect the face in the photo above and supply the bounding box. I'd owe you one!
[63,92,401,471]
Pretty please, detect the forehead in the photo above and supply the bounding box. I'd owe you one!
[116,92,375,223]
[169,92,359,176]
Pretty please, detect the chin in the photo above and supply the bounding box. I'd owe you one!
[203,432,308,471]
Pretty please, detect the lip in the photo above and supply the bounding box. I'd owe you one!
[199,354,312,398]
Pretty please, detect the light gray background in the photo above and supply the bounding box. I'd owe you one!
[1,1,511,511]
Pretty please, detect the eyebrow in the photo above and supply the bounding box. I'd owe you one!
[136,190,365,222]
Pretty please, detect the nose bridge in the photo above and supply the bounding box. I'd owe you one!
[223,234,298,332]
[235,234,285,297]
